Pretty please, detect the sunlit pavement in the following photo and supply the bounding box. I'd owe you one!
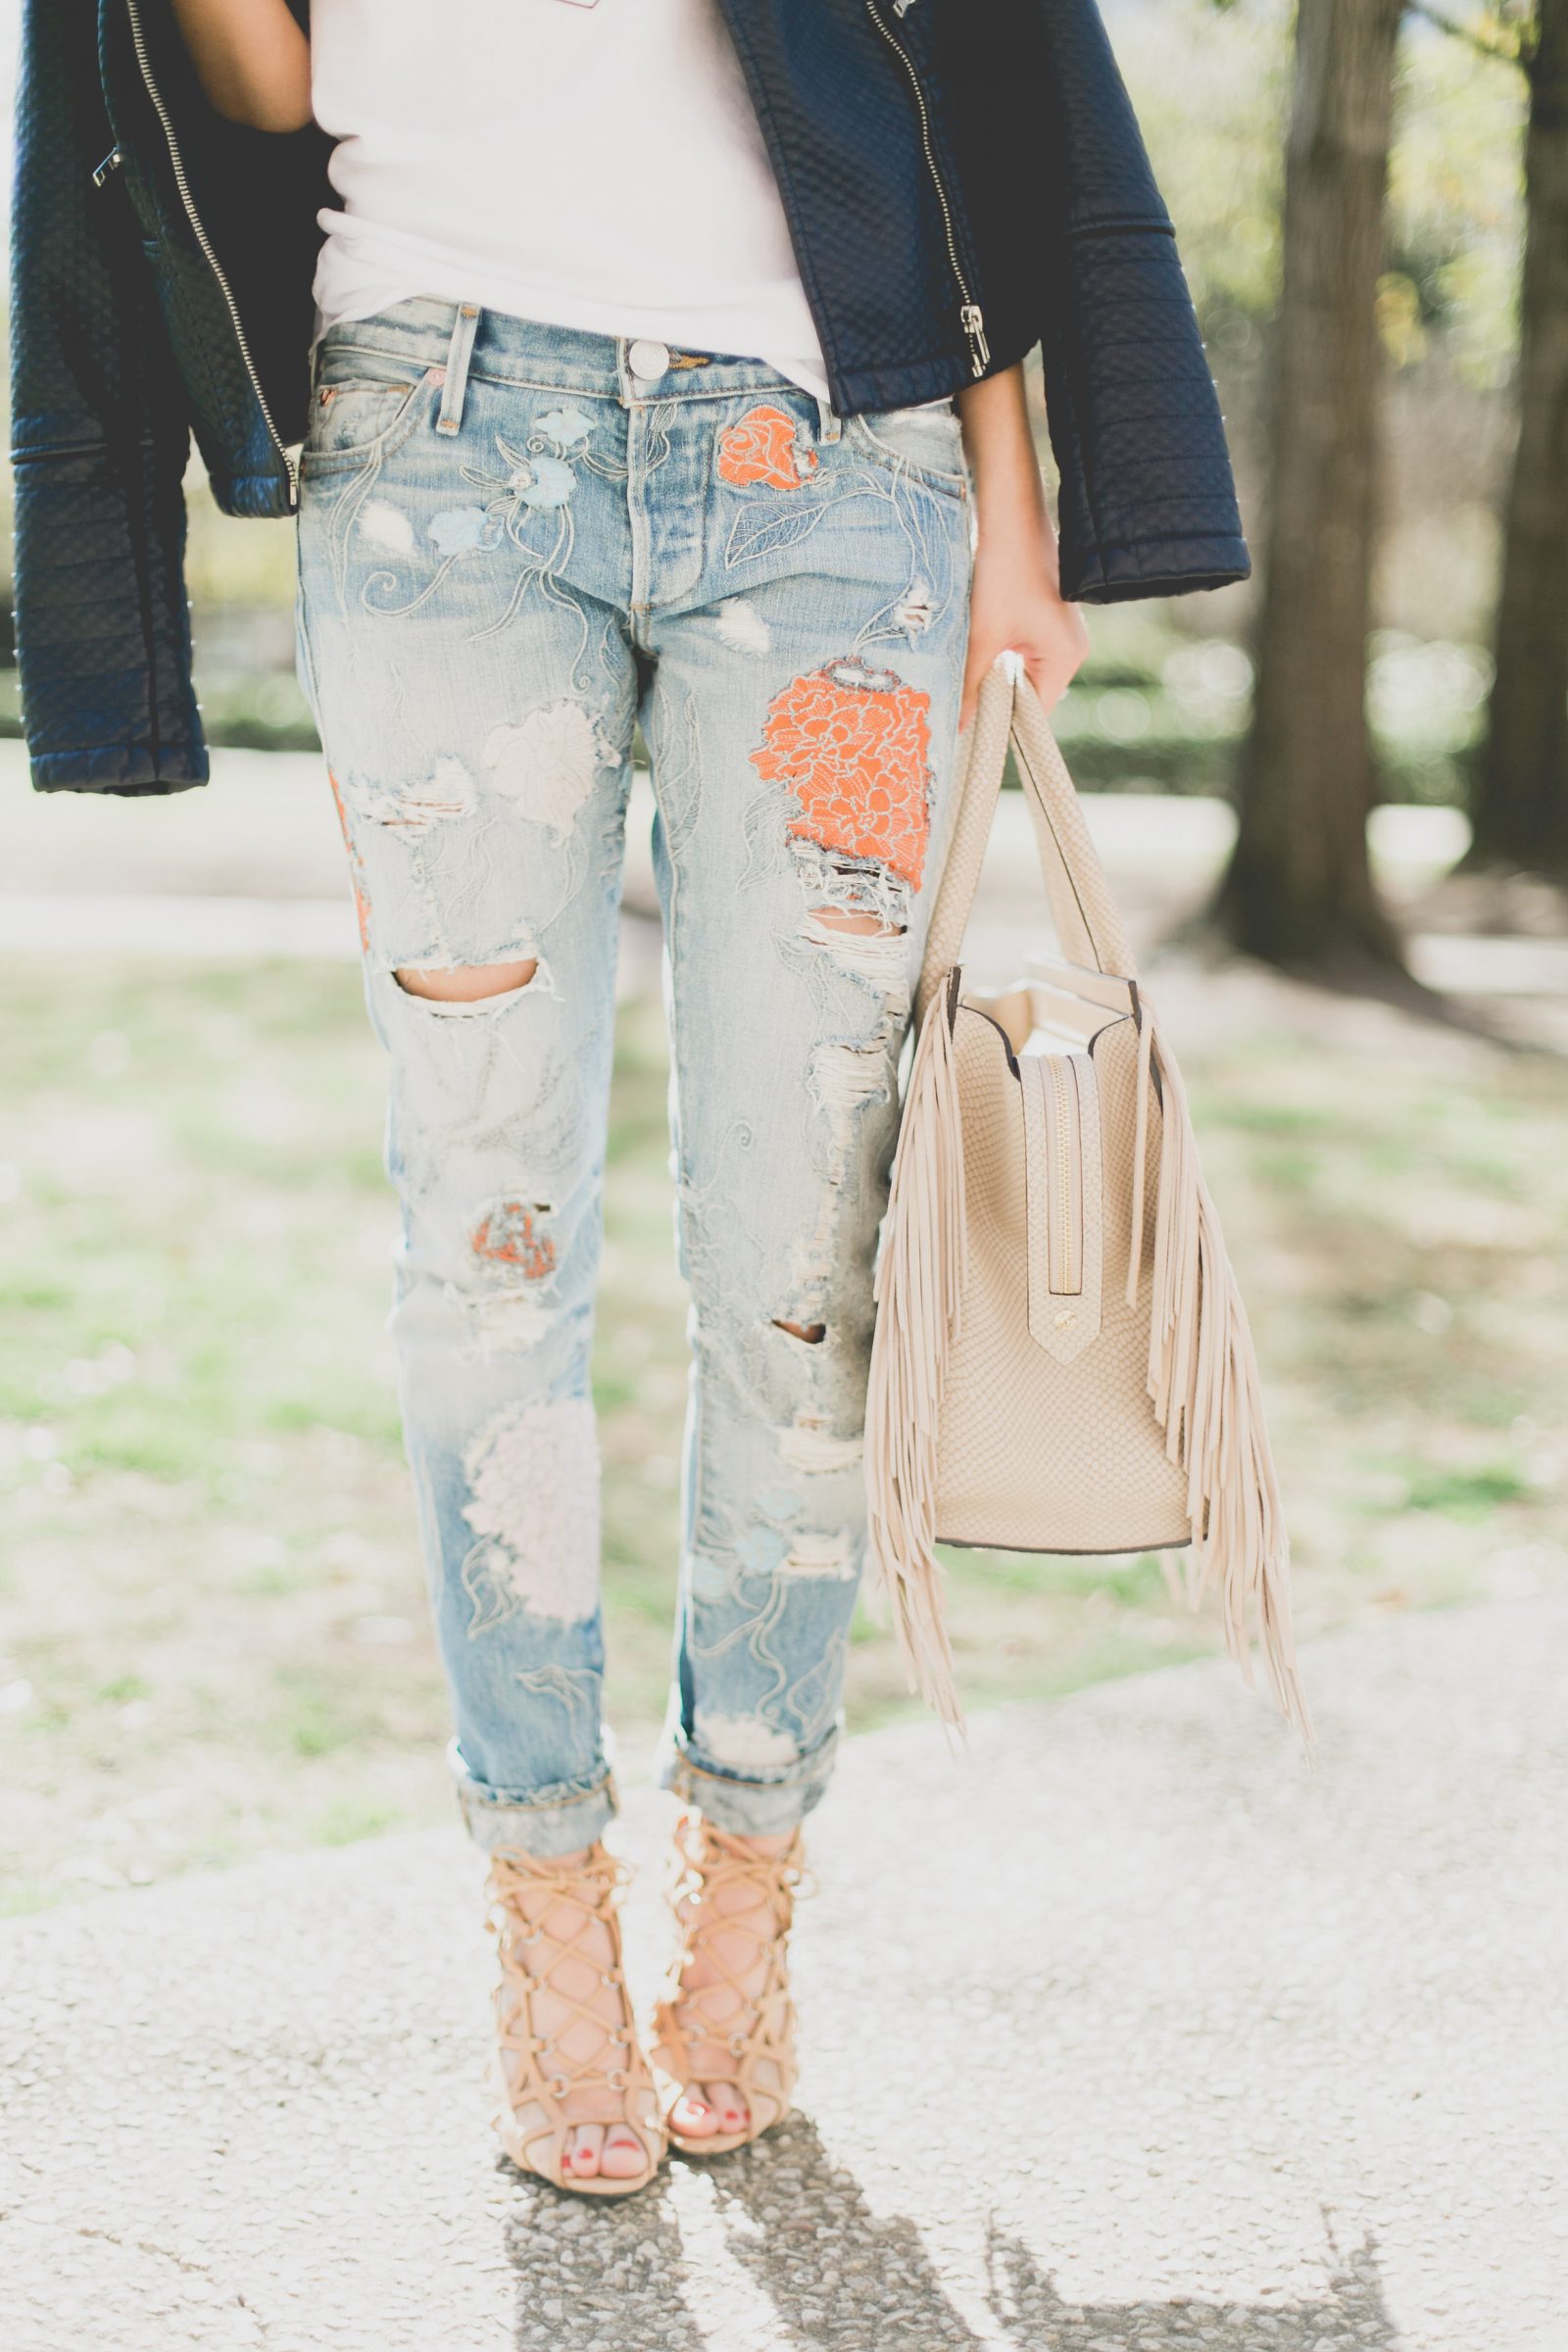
[3,1598,1564,2352]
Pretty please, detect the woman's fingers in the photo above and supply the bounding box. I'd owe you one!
[960,612,1087,730]
[1023,648,1070,712]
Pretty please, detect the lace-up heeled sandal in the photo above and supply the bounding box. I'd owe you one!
[486,1843,666,2196]
[652,1812,808,2157]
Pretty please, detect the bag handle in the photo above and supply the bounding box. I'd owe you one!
[915,661,1137,1027]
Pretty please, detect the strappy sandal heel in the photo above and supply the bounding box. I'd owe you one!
[486,1842,666,2196]
[652,1811,808,2157]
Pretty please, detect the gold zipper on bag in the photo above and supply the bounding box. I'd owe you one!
[122,0,298,508]
[862,1,992,378]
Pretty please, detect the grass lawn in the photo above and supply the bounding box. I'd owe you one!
[2,955,1564,1915]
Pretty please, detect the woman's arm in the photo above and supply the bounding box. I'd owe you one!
[169,0,312,131]
[956,363,1088,729]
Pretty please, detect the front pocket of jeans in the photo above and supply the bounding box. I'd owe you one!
[846,403,969,496]
[300,365,442,470]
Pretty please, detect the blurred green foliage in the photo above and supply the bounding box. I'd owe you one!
[1139,0,1527,378]
[1387,14,1528,386]
[0,610,1488,802]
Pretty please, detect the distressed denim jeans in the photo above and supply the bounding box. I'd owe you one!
[295,298,973,1857]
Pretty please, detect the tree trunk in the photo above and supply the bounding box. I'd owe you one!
[1214,0,1405,967]
[1466,0,1568,878]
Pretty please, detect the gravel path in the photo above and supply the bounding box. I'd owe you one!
[3,1598,1565,2352]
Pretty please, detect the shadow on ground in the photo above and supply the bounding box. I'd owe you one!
[501,2117,1400,2350]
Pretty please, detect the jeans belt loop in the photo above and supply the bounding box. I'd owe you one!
[815,395,843,445]
[437,304,482,436]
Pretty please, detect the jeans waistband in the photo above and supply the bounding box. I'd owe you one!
[316,296,826,416]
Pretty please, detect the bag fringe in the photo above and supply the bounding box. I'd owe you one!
[866,970,1311,1755]
[1131,1003,1313,1751]
[864,970,969,1732]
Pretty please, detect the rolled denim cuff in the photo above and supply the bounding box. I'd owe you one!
[450,1739,618,1859]
[657,1723,840,1837]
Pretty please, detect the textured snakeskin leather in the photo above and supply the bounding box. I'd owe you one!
[910,663,1194,1551]
[933,988,1193,1555]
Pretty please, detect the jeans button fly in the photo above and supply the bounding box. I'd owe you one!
[628,338,670,382]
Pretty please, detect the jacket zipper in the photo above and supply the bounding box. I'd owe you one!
[122,0,298,509]
[862,0,991,379]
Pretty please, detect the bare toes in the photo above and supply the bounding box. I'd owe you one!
[706,2081,750,2133]
[671,2089,719,2137]
[564,2124,604,2179]
[601,2129,647,2180]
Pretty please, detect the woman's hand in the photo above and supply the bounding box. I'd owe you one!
[956,363,1089,730]
[170,0,312,131]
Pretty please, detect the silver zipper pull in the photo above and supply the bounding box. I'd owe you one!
[961,304,990,374]
[92,147,123,189]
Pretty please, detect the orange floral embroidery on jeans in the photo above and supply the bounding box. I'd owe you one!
[717,404,817,491]
[470,1200,556,1282]
[750,658,933,889]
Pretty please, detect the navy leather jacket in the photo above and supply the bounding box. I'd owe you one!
[9,0,1250,797]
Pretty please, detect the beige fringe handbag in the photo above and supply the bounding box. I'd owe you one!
[865,662,1309,1743]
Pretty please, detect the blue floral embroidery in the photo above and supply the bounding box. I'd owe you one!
[517,453,577,510]
[428,505,492,554]
[534,407,596,448]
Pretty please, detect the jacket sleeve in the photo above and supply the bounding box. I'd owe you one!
[1032,0,1250,603]
[939,0,1250,603]
[9,0,207,794]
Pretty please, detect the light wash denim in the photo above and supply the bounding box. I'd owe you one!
[295,297,973,1856]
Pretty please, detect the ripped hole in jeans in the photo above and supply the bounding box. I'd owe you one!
[394,957,539,1004]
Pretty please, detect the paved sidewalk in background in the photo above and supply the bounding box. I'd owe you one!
[0,741,1469,920]
[11,740,1564,1026]
[4,1598,1564,2352]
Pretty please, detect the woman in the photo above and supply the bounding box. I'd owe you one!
[12,0,1248,2197]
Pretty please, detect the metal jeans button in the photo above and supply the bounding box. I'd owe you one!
[627,338,670,381]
